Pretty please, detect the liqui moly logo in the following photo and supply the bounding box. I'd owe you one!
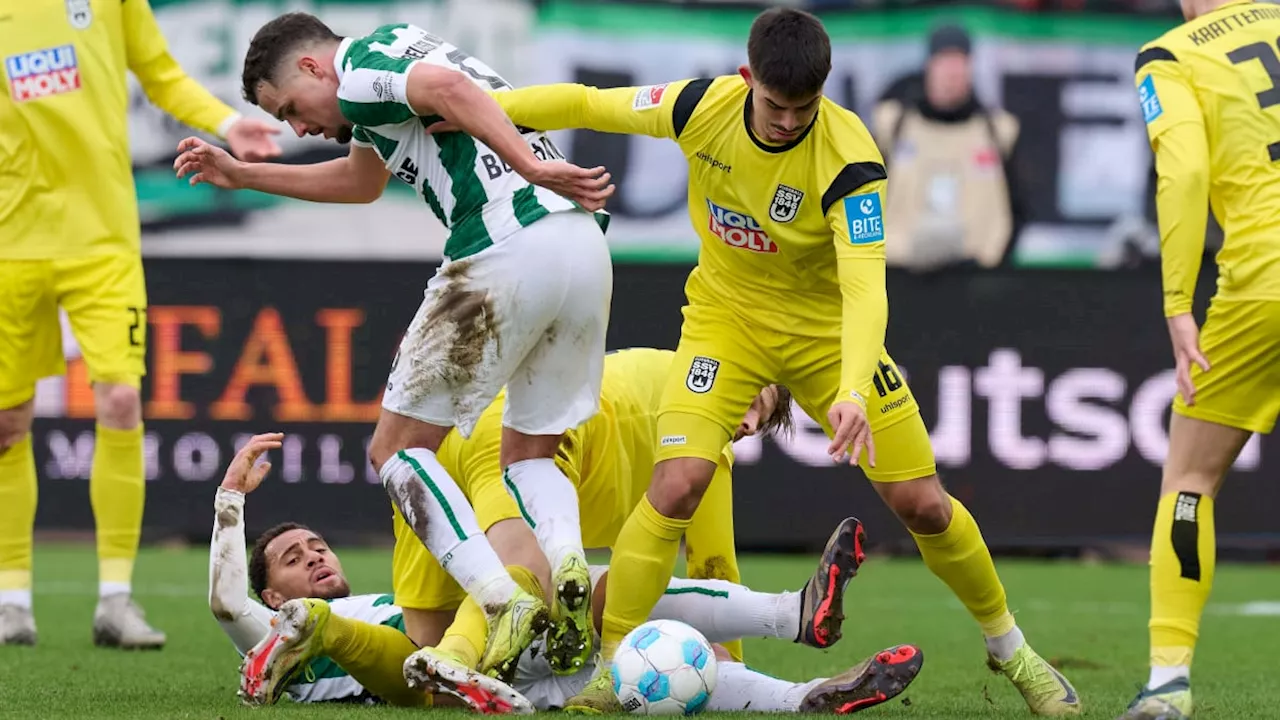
[706,200,777,253]
[6,45,81,102]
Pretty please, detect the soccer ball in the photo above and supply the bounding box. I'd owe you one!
[611,619,717,715]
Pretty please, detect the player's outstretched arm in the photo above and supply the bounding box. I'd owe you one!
[123,0,280,161]
[1135,49,1212,404]
[826,173,891,467]
[489,81,693,140]
[403,65,614,211]
[174,138,390,204]
[209,433,283,655]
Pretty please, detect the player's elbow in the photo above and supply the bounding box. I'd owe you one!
[209,590,236,622]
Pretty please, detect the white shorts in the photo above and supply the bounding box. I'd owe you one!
[382,210,612,438]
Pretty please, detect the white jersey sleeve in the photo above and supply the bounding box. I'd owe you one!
[208,488,274,655]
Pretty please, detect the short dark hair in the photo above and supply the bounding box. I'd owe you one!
[747,8,832,100]
[759,385,796,440]
[249,522,311,602]
[241,12,341,105]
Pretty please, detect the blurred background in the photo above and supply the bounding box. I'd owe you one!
[30,0,1280,557]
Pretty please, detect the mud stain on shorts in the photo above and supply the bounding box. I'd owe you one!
[403,259,501,409]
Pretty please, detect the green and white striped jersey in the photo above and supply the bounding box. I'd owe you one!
[285,594,404,704]
[336,24,580,261]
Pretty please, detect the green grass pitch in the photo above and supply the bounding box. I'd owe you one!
[2,544,1278,719]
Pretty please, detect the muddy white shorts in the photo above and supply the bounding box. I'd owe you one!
[382,210,612,437]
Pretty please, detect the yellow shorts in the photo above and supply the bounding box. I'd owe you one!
[0,255,147,408]
[1173,298,1280,434]
[655,303,937,483]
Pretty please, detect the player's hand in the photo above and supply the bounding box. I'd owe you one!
[523,160,616,212]
[1167,312,1209,406]
[225,117,283,162]
[827,401,875,468]
[174,137,245,189]
[220,433,283,494]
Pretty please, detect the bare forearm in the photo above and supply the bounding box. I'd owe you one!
[236,157,381,204]
[429,75,541,177]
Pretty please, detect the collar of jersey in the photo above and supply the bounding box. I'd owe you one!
[334,37,355,81]
[743,90,818,154]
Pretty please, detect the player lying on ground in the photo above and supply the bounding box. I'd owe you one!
[213,436,923,712]
[383,348,759,676]
[1124,1,1280,718]
[177,12,620,677]
[0,0,279,650]
[462,7,1080,716]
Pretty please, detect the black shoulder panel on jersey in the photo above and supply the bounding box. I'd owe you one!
[673,78,714,138]
[1135,47,1177,74]
[821,162,888,216]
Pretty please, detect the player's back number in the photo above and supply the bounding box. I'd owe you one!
[1227,37,1280,161]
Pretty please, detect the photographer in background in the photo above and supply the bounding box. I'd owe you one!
[872,24,1022,271]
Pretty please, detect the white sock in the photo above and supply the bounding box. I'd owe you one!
[984,624,1025,663]
[502,457,584,569]
[381,449,518,609]
[0,589,32,609]
[99,582,130,599]
[707,661,822,712]
[1149,665,1190,689]
[650,578,801,643]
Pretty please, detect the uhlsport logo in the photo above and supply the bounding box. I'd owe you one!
[6,45,80,102]
[706,200,777,253]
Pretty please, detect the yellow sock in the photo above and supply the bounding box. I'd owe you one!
[322,612,427,706]
[601,496,691,661]
[90,424,144,589]
[1149,491,1215,669]
[437,596,487,668]
[911,495,1014,637]
[0,434,37,597]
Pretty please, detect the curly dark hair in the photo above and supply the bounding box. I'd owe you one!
[747,8,832,100]
[758,385,796,439]
[248,522,312,604]
[241,12,341,105]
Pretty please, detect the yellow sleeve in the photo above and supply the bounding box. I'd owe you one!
[493,79,707,140]
[1136,47,1209,317]
[825,165,890,409]
[123,0,237,138]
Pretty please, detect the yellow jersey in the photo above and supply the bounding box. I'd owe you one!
[1136,0,1280,315]
[494,76,889,406]
[1,0,238,259]
[436,348,733,549]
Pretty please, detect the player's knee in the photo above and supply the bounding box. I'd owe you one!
[368,414,449,473]
[879,475,952,535]
[498,429,561,468]
[649,459,716,520]
[0,400,36,452]
[94,383,141,429]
